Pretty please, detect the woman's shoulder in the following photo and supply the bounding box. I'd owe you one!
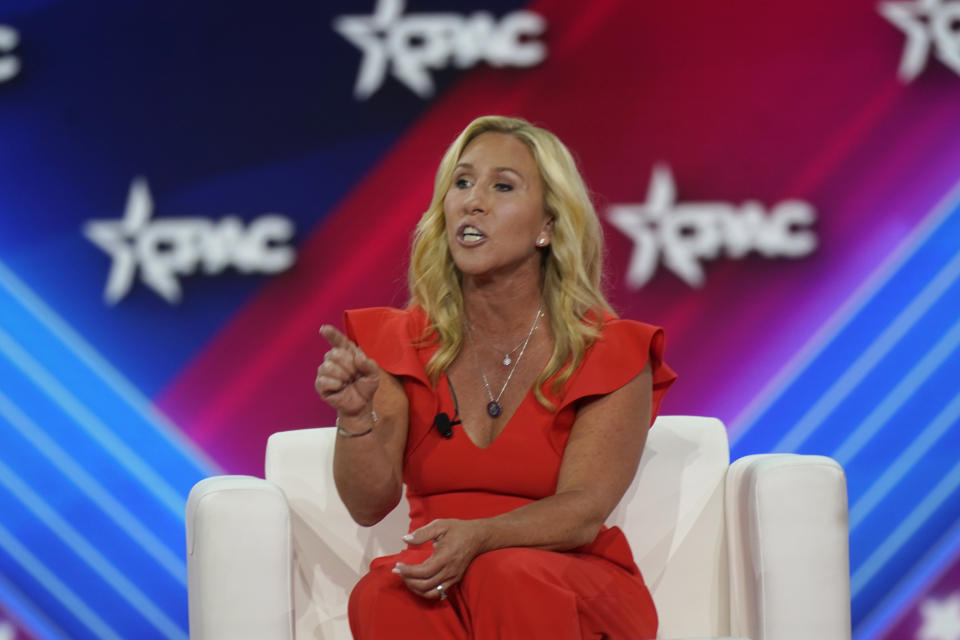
[578,313,664,372]
[556,310,677,415]
[595,312,663,344]
[344,305,430,338]
[343,306,433,382]
[577,309,664,359]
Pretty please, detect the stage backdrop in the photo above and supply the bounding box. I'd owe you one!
[2,1,960,638]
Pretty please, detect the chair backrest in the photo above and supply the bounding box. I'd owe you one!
[618,415,731,638]
[264,415,731,639]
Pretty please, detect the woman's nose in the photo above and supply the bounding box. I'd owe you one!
[464,189,486,214]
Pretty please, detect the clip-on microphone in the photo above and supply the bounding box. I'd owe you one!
[433,377,462,439]
[433,411,461,439]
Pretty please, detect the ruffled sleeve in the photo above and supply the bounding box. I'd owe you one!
[343,306,432,386]
[558,317,677,425]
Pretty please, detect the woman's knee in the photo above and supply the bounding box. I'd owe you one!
[350,565,466,638]
[462,548,562,593]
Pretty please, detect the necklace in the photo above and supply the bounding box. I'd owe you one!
[466,304,542,418]
[470,329,527,366]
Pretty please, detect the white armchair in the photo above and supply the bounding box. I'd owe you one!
[185,416,851,639]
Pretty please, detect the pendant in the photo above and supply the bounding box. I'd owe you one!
[502,355,511,366]
[487,401,502,418]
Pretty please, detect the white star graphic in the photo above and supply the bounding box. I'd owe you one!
[918,592,960,640]
[607,165,817,288]
[332,0,546,100]
[84,178,297,304]
[608,164,731,288]
[879,0,960,81]
[0,620,15,640]
[333,0,405,99]
[83,177,155,304]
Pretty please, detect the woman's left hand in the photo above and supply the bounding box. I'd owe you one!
[393,519,486,600]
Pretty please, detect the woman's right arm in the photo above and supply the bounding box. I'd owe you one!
[316,325,409,526]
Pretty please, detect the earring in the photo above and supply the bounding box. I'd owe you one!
[537,237,548,247]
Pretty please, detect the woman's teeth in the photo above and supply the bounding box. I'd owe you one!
[462,226,484,241]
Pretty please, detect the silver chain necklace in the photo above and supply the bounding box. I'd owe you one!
[472,330,528,366]
[466,304,542,418]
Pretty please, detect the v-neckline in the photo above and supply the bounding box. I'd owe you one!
[442,373,534,451]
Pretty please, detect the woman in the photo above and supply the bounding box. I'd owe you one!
[315,116,676,638]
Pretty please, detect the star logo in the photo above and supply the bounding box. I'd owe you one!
[84,177,155,303]
[332,0,546,99]
[918,592,960,640]
[84,178,296,304]
[607,165,817,288]
[879,0,960,81]
[0,24,20,84]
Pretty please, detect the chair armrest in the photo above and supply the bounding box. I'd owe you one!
[726,454,851,640]
[186,475,294,640]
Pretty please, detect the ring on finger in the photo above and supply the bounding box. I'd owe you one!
[436,584,447,601]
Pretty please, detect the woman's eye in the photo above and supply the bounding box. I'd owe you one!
[494,182,514,192]
[455,178,471,189]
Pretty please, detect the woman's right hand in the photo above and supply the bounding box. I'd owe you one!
[316,325,381,417]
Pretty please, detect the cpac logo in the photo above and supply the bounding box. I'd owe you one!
[608,165,817,288]
[333,0,546,99]
[0,25,20,83]
[880,0,960,81]
[84,178,296,304]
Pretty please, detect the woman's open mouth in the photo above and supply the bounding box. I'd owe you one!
[458,224,487,246]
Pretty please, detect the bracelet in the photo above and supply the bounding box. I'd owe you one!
[335,410,378,438]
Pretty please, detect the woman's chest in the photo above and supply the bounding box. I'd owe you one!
[402,377,577,499]
[444,339,551,449]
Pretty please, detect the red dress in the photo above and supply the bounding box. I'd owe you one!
[343,306,677,639]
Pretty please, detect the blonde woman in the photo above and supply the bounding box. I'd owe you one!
[316,116,676,639]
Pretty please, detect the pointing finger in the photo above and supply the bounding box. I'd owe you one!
[319,325,355,350]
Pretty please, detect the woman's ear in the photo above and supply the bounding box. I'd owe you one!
[536,216,554,248]
[536,213,553,248]
[543,214,555,234]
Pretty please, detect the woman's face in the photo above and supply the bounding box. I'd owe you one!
[443,132,552,282]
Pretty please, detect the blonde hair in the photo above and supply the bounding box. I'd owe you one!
[408,115,614,408]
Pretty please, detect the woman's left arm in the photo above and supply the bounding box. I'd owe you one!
[395,362,653,598]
